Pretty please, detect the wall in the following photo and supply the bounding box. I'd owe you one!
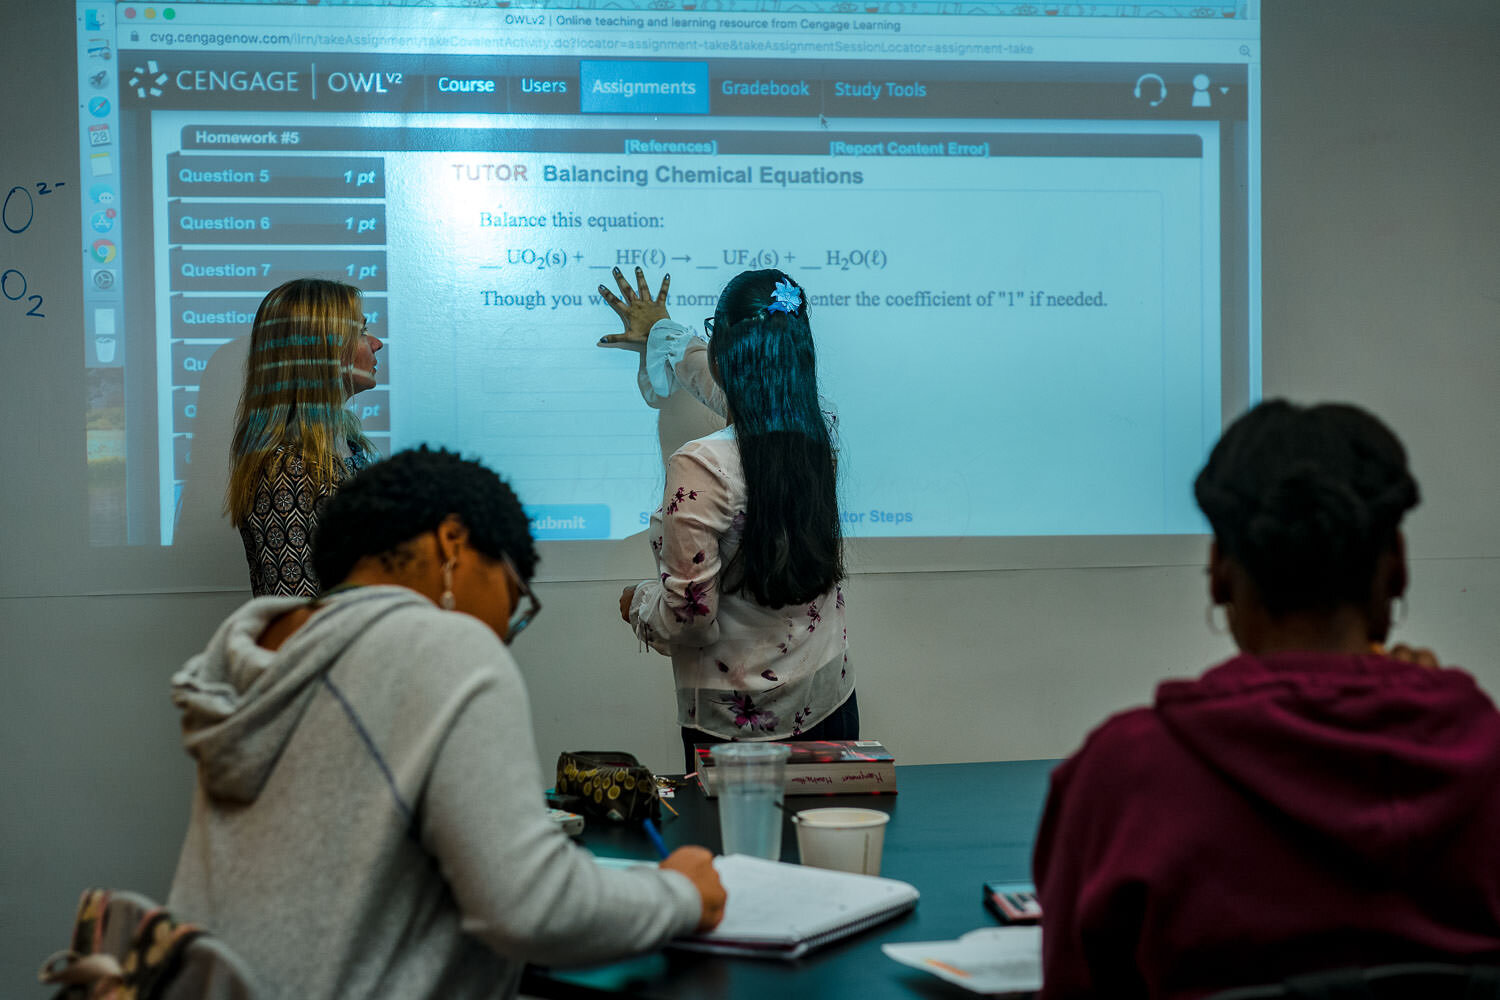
[3,0,1498,990]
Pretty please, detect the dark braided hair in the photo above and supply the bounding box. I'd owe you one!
[312,446,537,588]
[1194,400,1419,617]
[707,269,843,608]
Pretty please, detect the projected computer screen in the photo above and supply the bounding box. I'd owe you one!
[74,0,1260,545]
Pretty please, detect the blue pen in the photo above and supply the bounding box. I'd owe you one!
[642,817,670,860]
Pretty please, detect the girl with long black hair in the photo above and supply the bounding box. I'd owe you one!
[598,267,857,771]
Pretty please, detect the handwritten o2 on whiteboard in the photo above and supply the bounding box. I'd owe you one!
[2,269,44,317]
[2,182,46,318]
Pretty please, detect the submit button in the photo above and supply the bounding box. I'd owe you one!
[526,504,610,540]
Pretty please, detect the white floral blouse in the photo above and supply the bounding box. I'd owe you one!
[628,321,853,740]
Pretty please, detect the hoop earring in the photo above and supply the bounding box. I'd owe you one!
[440,559,457,611]
[1206,602,1229,635]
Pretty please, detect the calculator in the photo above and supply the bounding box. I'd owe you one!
[548,807,585,836]
[983,881,1042,924]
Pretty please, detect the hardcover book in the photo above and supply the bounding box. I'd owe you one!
[693,740,897,797]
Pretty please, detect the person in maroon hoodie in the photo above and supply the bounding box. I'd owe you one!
[1032,400,1500,999]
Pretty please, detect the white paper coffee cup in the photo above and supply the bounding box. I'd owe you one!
[792,807,891,875]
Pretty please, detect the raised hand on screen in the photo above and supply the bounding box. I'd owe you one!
[597,266,671,349]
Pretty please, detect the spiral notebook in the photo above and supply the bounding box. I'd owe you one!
[671,854,920,960]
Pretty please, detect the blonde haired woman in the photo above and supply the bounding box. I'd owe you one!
[227,278,382,596]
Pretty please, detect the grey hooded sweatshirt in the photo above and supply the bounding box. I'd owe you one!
[168,586,701,999]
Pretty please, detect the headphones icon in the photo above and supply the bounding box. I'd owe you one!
[1133,73,1167,107]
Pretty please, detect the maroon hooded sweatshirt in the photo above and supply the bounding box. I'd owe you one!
[1033,652,1500,999]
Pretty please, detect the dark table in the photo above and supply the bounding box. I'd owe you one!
[521,759,1057,999]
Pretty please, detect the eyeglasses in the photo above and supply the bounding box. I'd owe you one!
[502,552,542,643]
[703,316,714,339]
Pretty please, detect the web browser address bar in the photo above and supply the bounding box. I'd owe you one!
[137,23,1252,64]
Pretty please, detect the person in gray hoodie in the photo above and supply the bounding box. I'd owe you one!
[168,446,725,999]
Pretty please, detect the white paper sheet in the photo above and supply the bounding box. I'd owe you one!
[883,926,1042,995]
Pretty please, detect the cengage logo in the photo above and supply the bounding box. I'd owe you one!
[128,60,168,98]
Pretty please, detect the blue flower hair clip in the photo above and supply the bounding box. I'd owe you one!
[765,279,803,316]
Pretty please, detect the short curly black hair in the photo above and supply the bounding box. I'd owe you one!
[1194,400,1419,616]
[312,446,537,588]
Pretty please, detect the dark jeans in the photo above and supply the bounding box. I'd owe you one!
[680,689,861,774]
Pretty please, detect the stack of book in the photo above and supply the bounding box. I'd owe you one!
[693,740,896,797]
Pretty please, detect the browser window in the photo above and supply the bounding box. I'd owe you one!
[75,1,1260,545]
